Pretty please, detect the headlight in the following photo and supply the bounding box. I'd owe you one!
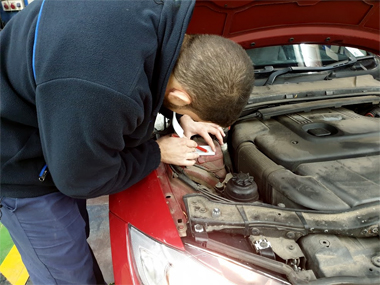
[129,225,287,285]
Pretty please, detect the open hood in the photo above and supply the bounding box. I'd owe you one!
[187,0,380,54]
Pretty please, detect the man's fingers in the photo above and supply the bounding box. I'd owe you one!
[178,152,199,166]
[181,160,197,166]
[202,126,224,146]
[187,152,199,160]
[185,139,198,148]
[213,130,224,145]
[200,134,216,152]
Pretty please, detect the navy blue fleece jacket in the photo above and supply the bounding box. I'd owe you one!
[1,0,194,198]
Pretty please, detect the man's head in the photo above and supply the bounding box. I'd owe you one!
[164,34,254,127]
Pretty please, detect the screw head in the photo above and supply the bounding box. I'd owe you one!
[194,224,204,233]
[286,232,295,239]
[212,208,221,218]
[251,228,260,235]
[371,256,380,267]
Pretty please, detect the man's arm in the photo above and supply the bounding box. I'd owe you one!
[36,79,161,199]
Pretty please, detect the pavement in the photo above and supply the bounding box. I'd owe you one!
[87,196,114,284]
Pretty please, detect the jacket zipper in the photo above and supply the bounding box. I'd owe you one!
[39,164,49,182]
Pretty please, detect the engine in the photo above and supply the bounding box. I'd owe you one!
[172,106,380,281]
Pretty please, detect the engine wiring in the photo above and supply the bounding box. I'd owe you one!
[170,164,234,203]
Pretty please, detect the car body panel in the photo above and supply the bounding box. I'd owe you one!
[109,166,184,285]
[187,0,380,54]
[109,168,183,249]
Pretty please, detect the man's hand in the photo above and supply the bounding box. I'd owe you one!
[180,114,225,152]
[156,135,199,166]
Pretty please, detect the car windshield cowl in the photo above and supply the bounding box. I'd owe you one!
[248,45,379,85]
[263,55,379,85]
[240,74,380,119]
[264,56,360,85]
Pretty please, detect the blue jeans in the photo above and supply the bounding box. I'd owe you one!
[0,192,105,284]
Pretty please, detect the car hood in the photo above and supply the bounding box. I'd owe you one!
[187,0,380,54]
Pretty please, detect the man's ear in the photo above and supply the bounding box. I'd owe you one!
[167,89,192,107]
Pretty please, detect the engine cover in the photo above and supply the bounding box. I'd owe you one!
[299,235,380,279]
[231,107,380,210]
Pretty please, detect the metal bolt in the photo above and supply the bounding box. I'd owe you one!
[286,232,295,239]
[325,37,331,42]
[250,42,256,47]
[371,256,380,267]
[212,208,221,218]
[291,141,298,145]
[194,224,204,233]
[288,245,295,250]
[214,182,224,191]
[260,241,268,248]
[371,227,378,234]
[251,228,260,235]
[289,37,294,42]
[277,203,286,208]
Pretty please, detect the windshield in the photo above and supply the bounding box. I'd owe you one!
[247,44,373,68]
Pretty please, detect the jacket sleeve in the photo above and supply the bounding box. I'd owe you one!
[36,78,161,198]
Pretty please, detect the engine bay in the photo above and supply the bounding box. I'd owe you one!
[165,96,380,283]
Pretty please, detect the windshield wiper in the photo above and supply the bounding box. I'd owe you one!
[254,65,275,74]
[257,95,380,120]
[264,56,364,85]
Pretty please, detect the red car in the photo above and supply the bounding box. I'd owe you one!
[109,1,380,284]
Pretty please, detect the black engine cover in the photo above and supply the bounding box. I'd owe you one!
[231,107,380,210]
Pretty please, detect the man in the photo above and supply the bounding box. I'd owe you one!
[0,0,254,284]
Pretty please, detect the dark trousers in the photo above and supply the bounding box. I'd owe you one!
[1,192,105,284]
